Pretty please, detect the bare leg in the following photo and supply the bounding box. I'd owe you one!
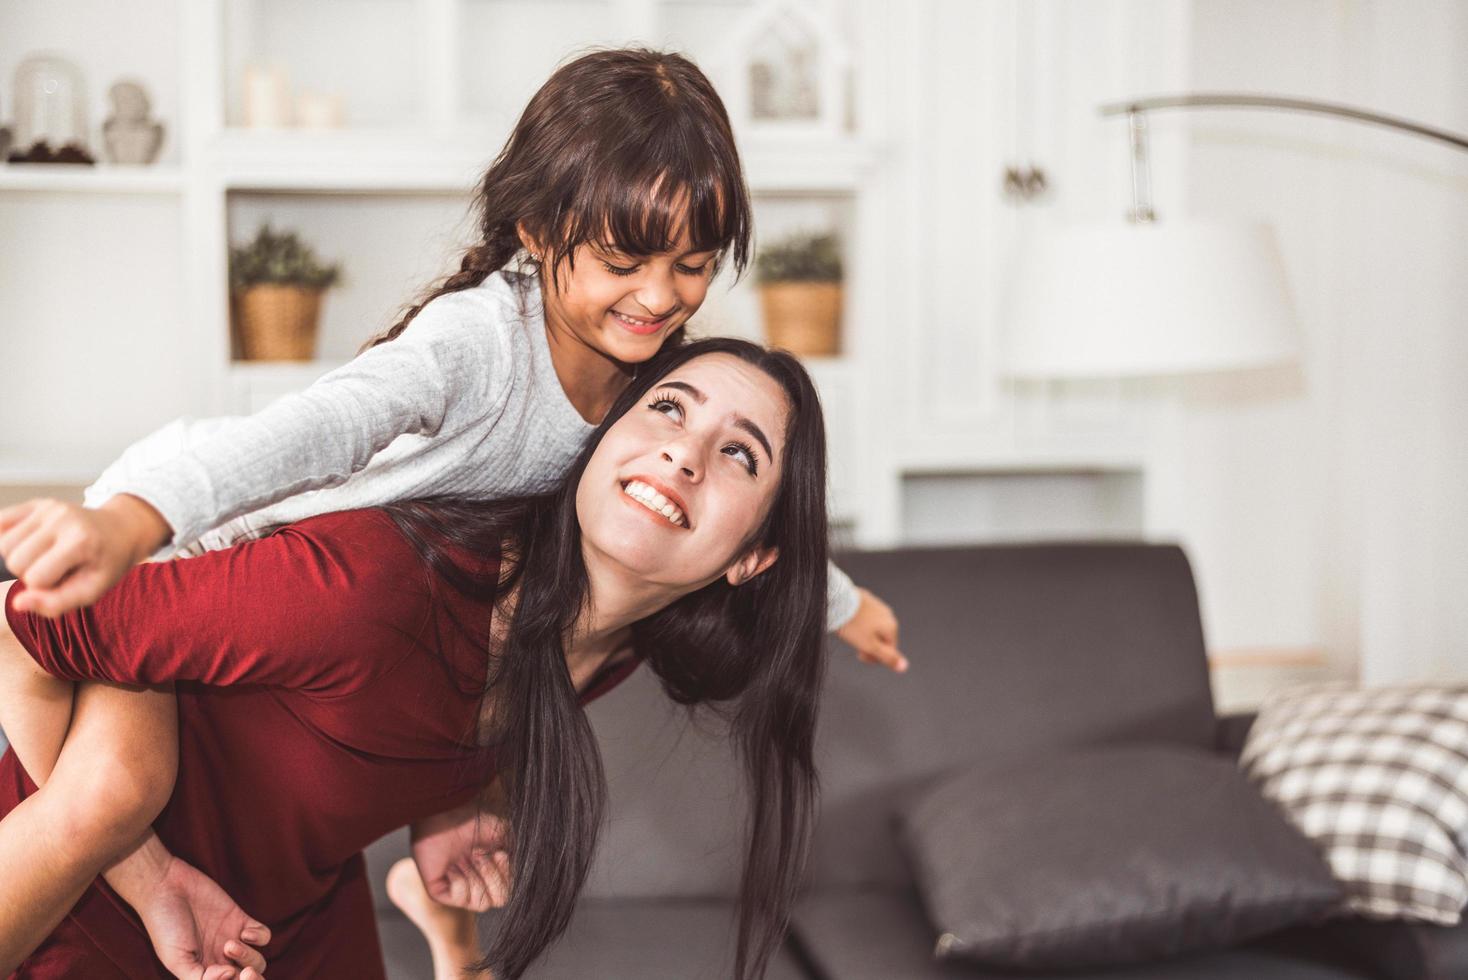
[0,682,175,973]
[386,857,488,980]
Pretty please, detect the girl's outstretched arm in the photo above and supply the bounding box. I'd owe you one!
[2,297,500,617]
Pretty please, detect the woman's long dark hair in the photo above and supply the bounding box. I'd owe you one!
[368,46,752,349]
[385,337,829,979]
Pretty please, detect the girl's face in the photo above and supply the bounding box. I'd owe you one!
[576,353,790,591]
[537,224,720,366]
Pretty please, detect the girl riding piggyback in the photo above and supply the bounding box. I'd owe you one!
[0,48,904,669]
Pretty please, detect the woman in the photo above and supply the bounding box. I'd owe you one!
[0,337,828,979]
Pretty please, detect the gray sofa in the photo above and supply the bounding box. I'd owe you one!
[369,543,1468,979]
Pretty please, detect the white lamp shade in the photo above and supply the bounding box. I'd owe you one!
[1002,221,1301,377]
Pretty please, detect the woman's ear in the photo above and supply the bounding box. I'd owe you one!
[725,546,779,587]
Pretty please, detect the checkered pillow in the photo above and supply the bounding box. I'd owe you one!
[1239,684,1468,925]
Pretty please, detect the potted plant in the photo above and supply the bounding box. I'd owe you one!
[755,231,843,356]
[229,224,341,361]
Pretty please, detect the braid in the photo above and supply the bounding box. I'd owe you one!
[363,228,521,351]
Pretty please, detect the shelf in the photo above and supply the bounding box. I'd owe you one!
[206,129,884,195]
[741,137,884,194]
[228,359,343,380]
[898,449,1148,475]
[0,455,101,487]
[209,129,489,193]
[0,165,185,195]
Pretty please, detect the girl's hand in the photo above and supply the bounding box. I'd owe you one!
[129,852,270,980]
[836,588,909,673]
[0,495,171,618]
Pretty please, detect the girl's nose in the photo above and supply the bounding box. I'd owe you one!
[634,269,679,318]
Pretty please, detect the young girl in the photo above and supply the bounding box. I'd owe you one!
[0,339,831,979]
[0,47,904,673]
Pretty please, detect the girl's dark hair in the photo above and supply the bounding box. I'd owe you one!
[370,47,752,348]
[385,337,828,980]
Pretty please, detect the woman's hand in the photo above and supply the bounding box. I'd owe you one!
[836,587,908,673]
[410,800,514,912]
[0,495,172,618]
[132,854,271,980]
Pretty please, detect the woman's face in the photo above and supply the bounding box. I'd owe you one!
[576,353,790,591]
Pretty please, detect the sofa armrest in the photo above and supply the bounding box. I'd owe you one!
[1214,711,1257,759]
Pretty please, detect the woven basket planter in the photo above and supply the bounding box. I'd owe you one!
[233,284,324,361]
[759,281,842,356]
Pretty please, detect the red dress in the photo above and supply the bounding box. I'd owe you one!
[1,508,640,979]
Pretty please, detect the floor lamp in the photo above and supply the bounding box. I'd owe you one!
[1002,93,1468,379]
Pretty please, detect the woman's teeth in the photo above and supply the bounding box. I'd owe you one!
[622,480,687,527]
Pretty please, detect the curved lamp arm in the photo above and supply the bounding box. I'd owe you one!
[1099,92,1468,221]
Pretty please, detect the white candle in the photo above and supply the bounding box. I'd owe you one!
[295,91,345,129]
[243,66,291,128]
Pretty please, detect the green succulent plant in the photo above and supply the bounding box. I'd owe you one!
[230,224,342,290]
[755,231,843,284]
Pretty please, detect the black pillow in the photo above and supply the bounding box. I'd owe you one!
[894,743,1343,971]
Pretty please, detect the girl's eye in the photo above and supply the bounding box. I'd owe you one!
[675,261,711,276]
[724,440,760,477]
[603,261,639,277]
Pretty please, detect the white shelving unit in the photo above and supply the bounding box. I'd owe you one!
[2,0,1181,544]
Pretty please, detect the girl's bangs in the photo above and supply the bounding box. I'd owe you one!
[563,137,748,269]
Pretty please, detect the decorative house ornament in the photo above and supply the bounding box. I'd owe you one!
[9,53,94,164]
[102,80,165,165]
[720,0,851,138]
[229,225,342,361]
[756,231,844,356]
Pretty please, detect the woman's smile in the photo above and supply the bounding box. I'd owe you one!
[619,478,690,528]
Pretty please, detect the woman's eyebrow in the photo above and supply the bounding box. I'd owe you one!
[659,380,776,466]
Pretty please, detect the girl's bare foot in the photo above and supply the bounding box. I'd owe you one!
[386,858,485,980]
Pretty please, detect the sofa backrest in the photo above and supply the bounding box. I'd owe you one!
[492,542,1217,902]
[805,542,1217,889]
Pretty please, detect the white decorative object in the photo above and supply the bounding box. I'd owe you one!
[1002,221,1300,377]
[720,0,851,138]
[12,53,91,159]
[103,80,165,165]
[243,66,291,128]
[295,91,345,129]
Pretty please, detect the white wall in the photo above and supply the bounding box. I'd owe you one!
[1174,0,1468,681]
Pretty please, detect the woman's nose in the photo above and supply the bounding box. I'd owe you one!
[660,444,700,481]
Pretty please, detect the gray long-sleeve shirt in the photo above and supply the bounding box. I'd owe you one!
[88,270,861,628]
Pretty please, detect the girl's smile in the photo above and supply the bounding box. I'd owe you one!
[608,308,676,336]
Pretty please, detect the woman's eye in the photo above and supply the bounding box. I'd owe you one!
[676,262,710,276]
[723,441,760,476]
[648,397,683,422]
[603,261,639,277]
